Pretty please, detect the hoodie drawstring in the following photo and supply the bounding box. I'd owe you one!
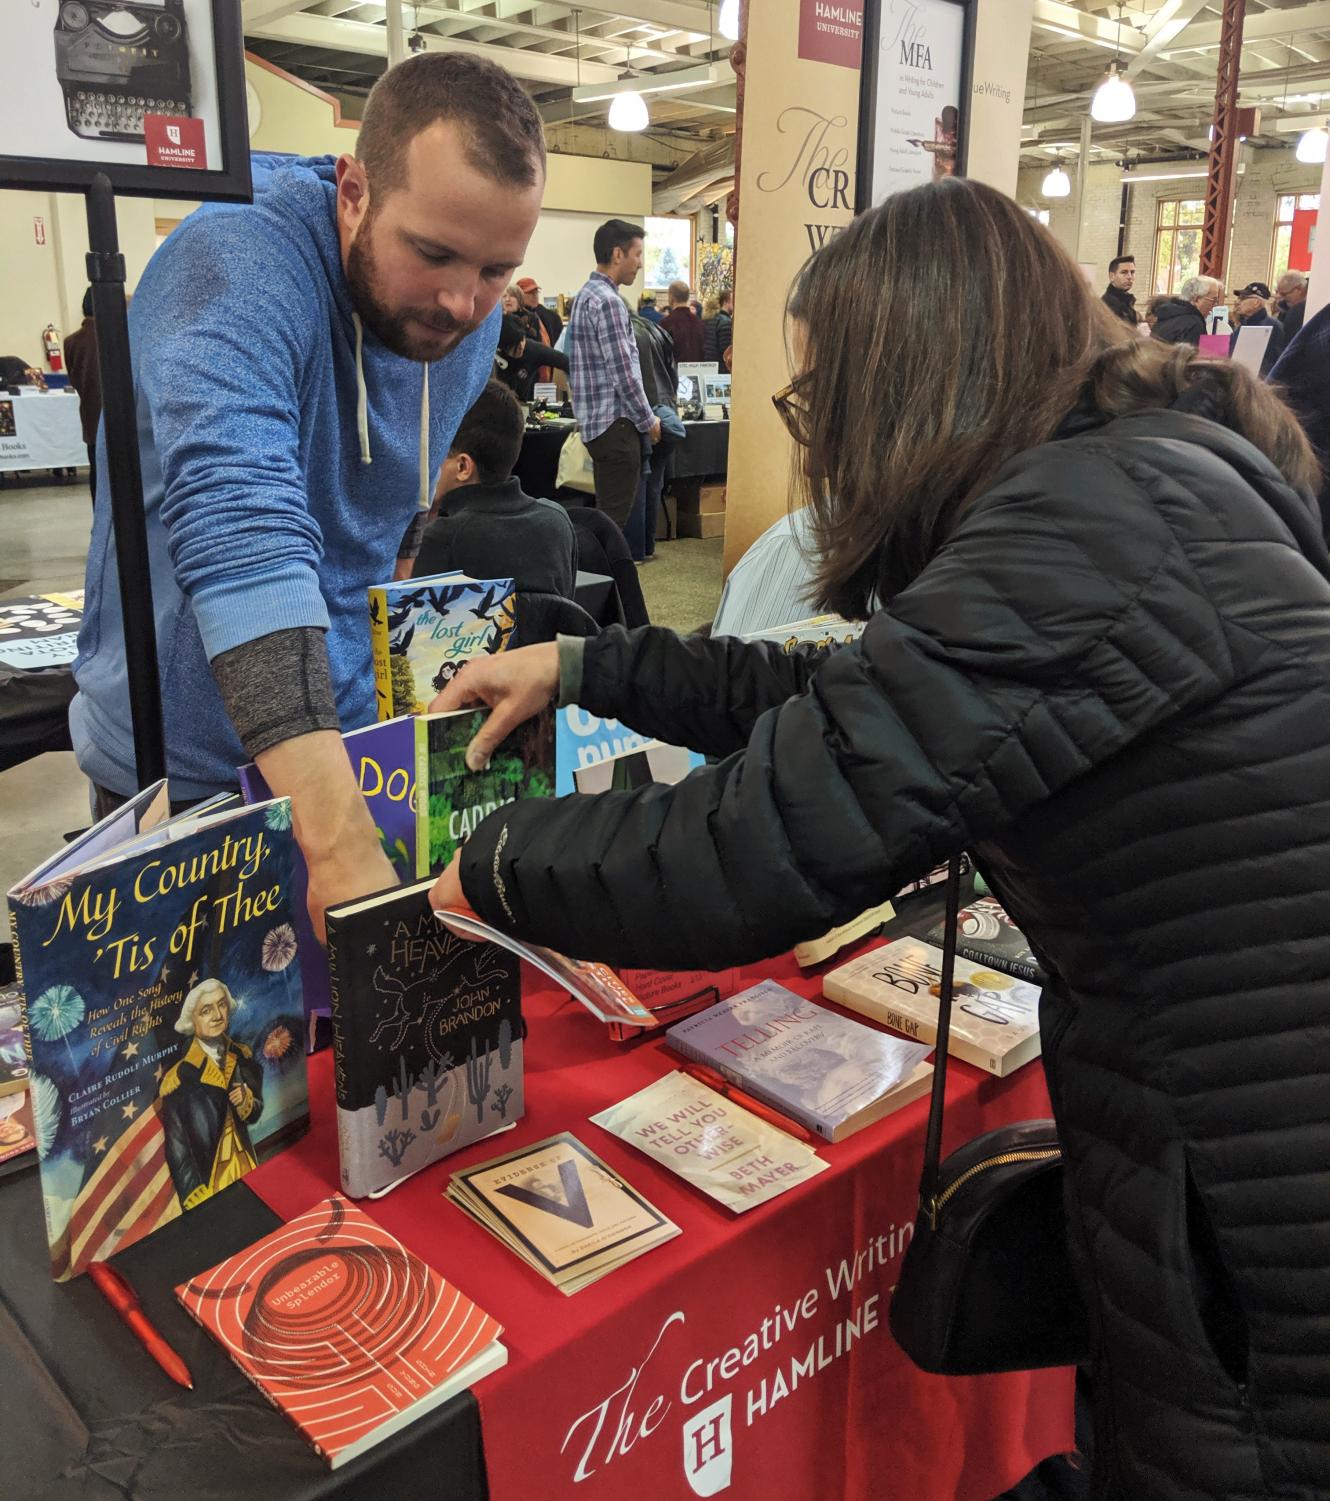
[352,309,431,510]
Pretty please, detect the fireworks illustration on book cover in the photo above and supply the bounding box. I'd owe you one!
[9,803,309,1279]
[177,1195,504,1466]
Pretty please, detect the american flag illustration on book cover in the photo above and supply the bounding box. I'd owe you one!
[176,1195,507,1467]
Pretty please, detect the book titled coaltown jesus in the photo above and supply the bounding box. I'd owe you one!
[177,1194,506,1467]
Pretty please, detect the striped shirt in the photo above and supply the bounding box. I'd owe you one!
[567,270,655,441]
[712,508,818,638]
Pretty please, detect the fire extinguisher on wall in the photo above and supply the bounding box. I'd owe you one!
[42,324,64,374]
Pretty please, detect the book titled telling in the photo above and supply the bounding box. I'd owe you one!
[415,707,554,878]
[369,571,515,721]
[666,981,933,1144]
[177,1194,506,1468]
[326,879,523,1198]
[591,1071,828,1212]
[823,938,1042,1078]
[922,896,1044,982]
[7,784,309,1279]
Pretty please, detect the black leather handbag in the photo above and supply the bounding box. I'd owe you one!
[888,858,1092,1375]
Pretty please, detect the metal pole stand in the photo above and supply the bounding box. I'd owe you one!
[85,172,166,790]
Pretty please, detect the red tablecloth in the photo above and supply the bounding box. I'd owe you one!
[248,948,1074,1501]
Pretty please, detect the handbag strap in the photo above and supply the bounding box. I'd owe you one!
[917,854,964,1217]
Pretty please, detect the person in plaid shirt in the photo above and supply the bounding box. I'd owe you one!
[567,220,661,531]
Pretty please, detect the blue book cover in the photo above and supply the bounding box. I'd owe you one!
[7,794,309,1280]
[665,980,933,1143]
[237,716,418,1050]
[555,705,703,796]
[369,572,516,720]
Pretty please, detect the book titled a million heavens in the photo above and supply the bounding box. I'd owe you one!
[415,707,555,877]
[326,879,522,1198]
[369,570,516,720]
[666,981,933,1143]
[177,1194,506,1468]
[6,784,309,1279]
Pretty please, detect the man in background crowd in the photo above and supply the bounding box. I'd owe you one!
[1152,275,1222,345]
[64,287,102,503]
[1101,255,1137,326]
[70,53,546,938]
[1277,269,1309,341]
[567,219,660,533]
[1228,281,1286,375]
[661,280,705,361]
[517,276,561,345]
[415,379,576,597]
[638,291,663,325]
[703,287,734,363]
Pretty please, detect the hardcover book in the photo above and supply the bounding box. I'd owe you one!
[0,983,30,1098]
[591,1071,828,1212]
[415,707,554,877]
[555,704,702,796]
[6,784,309,1279]
[665,981,933,1143]
[822,938,1043,1078]
[326,879,523,1198]
[0,1089,35,1174]
[239,716,419,1050]
[369,571,515,720]
[922,897,1043,982]
[446,1132,680,1294]
[177,1194,506,1468]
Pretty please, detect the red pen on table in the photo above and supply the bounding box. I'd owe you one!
[679,1061,816,1144]
[88,1261,194,1390]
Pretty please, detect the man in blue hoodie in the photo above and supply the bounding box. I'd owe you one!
[71,54,546,936]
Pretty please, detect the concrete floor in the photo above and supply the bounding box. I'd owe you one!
[0,473,725,946]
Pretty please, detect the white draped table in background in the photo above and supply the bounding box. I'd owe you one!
[0,391,85,473]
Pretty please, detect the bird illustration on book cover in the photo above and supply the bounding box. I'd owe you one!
[9,804,309,1279]
[375,577,516,717]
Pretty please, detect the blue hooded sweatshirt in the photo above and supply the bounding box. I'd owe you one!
[71,154,500,798]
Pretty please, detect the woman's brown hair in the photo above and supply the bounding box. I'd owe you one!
[787,177,1318,617]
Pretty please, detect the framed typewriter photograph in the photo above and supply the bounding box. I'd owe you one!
[855,0,976,213]
[0,0,250,203]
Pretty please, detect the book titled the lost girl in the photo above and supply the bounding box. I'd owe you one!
[6,784,309,1279]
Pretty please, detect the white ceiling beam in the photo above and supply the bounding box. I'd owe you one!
[549,0,709,39]
[571,56,730,101]
[1031,0,1145,53]
[246,10,621,83]
[1178,1,1330,52]
[1125,0,1212,78]
[412,1,689,62]
[243,0,317,25]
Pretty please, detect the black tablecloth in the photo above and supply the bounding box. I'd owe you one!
[514,425,573,500]
[673,421,729,480]
[0,1167,488,1501]
[0,665,76,773]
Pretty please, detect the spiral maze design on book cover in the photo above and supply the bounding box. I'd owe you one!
[181,1197,498,1457]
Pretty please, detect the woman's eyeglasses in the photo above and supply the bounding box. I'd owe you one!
[771,375,813,447]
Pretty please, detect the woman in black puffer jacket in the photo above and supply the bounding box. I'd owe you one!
[431,179,1330,1500]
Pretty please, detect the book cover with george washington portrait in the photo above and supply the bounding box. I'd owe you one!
[6,786,309,1280]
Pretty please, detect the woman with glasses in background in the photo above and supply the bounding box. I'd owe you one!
[430,177,1330,1501]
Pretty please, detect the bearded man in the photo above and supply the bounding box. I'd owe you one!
[71,54,546,937]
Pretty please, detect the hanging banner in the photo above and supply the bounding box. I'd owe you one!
[856,0,974,211]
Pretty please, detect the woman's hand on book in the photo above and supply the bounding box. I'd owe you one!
[429,851,475,925]
[428,642,559,771]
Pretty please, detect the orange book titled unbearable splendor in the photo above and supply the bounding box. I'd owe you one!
[176,1194,506,1467]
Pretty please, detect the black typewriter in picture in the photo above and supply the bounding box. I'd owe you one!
[54,0,192,143]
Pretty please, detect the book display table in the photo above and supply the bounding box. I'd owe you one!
[0,390,86,475]
[0,939,1074,1501]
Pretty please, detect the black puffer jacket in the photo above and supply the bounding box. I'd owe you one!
[462,406,1330,1499]
[1152,296,1207,345]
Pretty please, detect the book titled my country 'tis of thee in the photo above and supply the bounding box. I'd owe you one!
[177,1194,506,1467]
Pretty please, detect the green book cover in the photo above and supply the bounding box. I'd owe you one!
[414,708,555,878]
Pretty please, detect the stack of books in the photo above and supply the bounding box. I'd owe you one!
[446,1132,680,1294]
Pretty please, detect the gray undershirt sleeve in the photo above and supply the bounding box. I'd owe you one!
[212,626,341,761]
[556,633,587,707]
[398,509,428,562]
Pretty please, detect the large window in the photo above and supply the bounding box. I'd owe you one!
[1271,193,1320,284]
[1152,198,1205,295]
[643,216,694,291]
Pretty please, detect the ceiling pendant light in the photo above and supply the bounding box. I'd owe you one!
[1296,122,1329,163]
[718,0,740,41]
[1042,160,1071,198]
[608,41,648,132]
[1090,5,1136,124]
